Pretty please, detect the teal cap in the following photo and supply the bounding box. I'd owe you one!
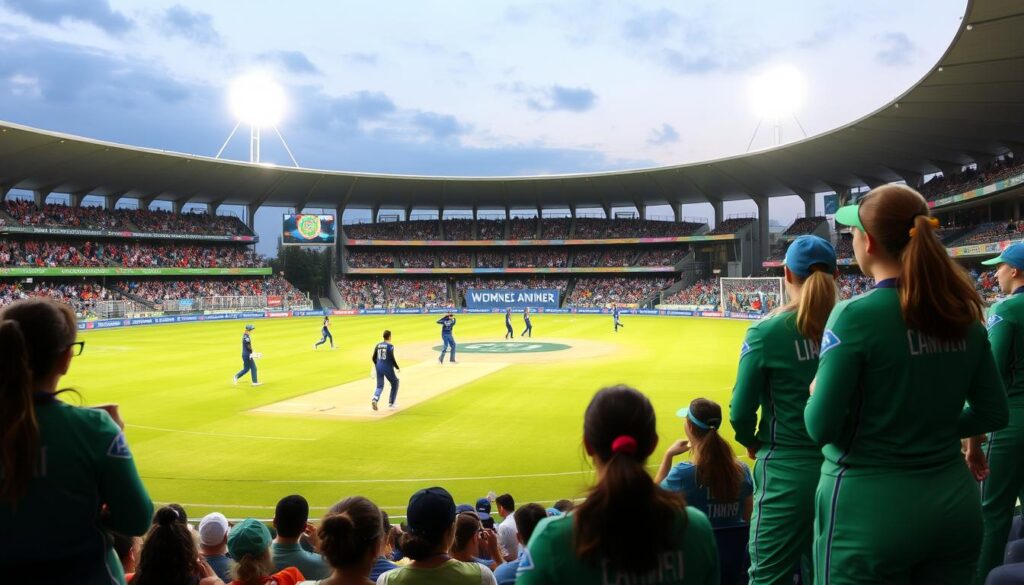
[982,242,1024,269]
[834,204,865,231]
[227,518,272,559]
[784,235,837,278]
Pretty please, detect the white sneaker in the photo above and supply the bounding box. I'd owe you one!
[388,403,397,410]
[232,376,238,385]
[312,343,317,350]
[251,382,263,387]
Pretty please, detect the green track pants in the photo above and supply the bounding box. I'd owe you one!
[814,460,982,585]
[976,407,1024,584]
[747,454,820,585]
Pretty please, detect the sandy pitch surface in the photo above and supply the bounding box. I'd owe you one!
[250,337,617,421]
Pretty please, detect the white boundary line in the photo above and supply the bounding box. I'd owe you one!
[129,424,316,442]
[156,497,585,512]
[143,469,599,484]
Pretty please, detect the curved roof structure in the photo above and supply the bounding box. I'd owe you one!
[0,0,1021,213]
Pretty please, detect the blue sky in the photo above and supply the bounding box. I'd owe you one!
[0,0,967,255]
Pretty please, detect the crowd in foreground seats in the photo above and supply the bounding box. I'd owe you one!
[335,277,449,308]
[566,277,672,306]
[1,200,254,236]
[782,216,826,236]
[115,277,306,306]
[0,239,263,268]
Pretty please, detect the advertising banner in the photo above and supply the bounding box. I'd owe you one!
[464,288,560,309]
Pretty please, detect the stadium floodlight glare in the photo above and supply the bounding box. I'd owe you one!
[229,72,286,127]
[748,64,807,119]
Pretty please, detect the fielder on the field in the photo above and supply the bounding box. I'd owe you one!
[613,304,624,332]
[437,311,457,363]
[505,307,514,339]
[232,323,262,386]
[313,315,334,350]
[371,330,400,411]
[522,308,533,338]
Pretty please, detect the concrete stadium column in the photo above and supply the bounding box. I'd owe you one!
[568,204,577,218]
[756,198,770,269]
[33,189,50,207]
[637,202,646,220]
[0,185,10,202]
[103,194,120,210]
[472,205,478,221]
[711,199,724,226]
[602,202,612,219]
[371,204,380,223]
[172,200,184,215]
[800,192,815,218]
[69,191,86,208]
[671,203,682,223]
[246,203,259,230]
[504,206,511,221]
[405,205,413,221]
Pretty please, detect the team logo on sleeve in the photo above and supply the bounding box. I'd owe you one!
[987,314,1004,330]
[740,342,752,357]
[107,433,133,459]
[516,548,535,574]
[820,330,842,356]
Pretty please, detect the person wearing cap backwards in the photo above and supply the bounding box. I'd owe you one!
[436,311,457,364]
[971,242,1024,583]
[806,184,1008,584]
[729,235,838,585]
[655,398,753,528]
[517,385,718,585]
[377,486,497,584]
[228,518,304,585]
[233,324,262,387]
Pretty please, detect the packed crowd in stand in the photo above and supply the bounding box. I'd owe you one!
[540,218,571,239]
[476,251,504,268]
[338,217,710,242]
[335,278,449,308]
[508,218,537,239]
[722,281,782,313]
[0,239,264,268]
[345,220,440,240]
[115,277,306,306]
[951,222,1023,247]
[477,219,506,239]
[572,249,603,267]
[919,153,1022,202]
[599,248,634,267]
[442,219,474,240]
[0,280,122,318]
[782,216,826,236]
[347,251,394,268]
[507,250,567,268]
[396,251,437,268]
[708,217,755,235]
[566,277,673,306]
[661,278,719,307]
[634,247,686,267]
[1,200,254,236]
[437,251,472,268]
[836,273,874,299]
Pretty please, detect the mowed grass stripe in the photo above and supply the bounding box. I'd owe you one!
[64,314,751,518]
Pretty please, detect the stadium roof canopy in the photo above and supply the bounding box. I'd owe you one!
[0,0,1021,214]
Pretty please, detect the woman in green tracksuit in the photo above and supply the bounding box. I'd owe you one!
[970,242,1024,583]
[0,298,153,584]
[730,234,838,585]
[806,184,1008,585]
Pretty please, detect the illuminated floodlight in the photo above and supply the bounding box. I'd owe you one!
[748,64,807,119]
[229,72,286,127]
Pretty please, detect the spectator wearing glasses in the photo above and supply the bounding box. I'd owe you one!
[0,298,153,584]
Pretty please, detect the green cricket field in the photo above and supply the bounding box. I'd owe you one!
[64,314,752,520]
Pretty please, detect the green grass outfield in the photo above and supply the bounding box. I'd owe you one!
[64,314,752,520]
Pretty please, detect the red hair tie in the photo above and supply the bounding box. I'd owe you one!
[611,435,638,456]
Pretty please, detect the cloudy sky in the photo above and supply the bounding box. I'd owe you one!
[0,0,967,254]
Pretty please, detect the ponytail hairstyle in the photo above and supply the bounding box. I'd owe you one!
[319,496,385,570]
[686,398,744,502]
[858,184,983,338]
[793,267,838,343]
[133,506,201,585]
[574,385,685,574]
[0,298,77,503]
[452,512,482,553]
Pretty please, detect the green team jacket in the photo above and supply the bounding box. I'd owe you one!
[0,398,153,584]
[731,309,823,458]
[987,290,1024,407]
[805,282,1009,475]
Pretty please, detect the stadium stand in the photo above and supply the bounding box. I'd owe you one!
[566,277,673,306]
[347,250,394,268]
[919,154,1022,202]
[0,240,264,268]
[708,217,755,235]
[782,216,826,236]
[661,278,720,308]
[113,277,305,306]
[476,219,506,239]
[1,199,253,236]
[335,277,449,308]
[345,220,439,240]
[634,247,687,267]
[476,251,504,268]
[508,217,537,239]
[442,219,474,240]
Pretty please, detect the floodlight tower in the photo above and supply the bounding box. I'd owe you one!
[216,72,300,166]
[746,64,808,151]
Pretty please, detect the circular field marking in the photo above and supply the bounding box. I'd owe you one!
[431,341,571,353]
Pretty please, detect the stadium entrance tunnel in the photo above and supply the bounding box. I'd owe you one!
[431,342,571,353]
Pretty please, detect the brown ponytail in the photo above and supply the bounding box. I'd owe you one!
[0,298,77,504]
[0,319,37,503]
[691,427,745,502]
[574,385,685,575]
[859,185,983,339]
[795,268,837,343]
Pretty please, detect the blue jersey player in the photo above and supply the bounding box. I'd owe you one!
[522,308,533,338]
[505,308,514,339]
[613,304,624,332]
[232,324,262,386]
[371,330,400,411]
[313,315,334,350]
[437,312,457,363]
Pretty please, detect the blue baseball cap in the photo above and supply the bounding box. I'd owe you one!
[784,235,837,278]
[982,243,1024,269]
